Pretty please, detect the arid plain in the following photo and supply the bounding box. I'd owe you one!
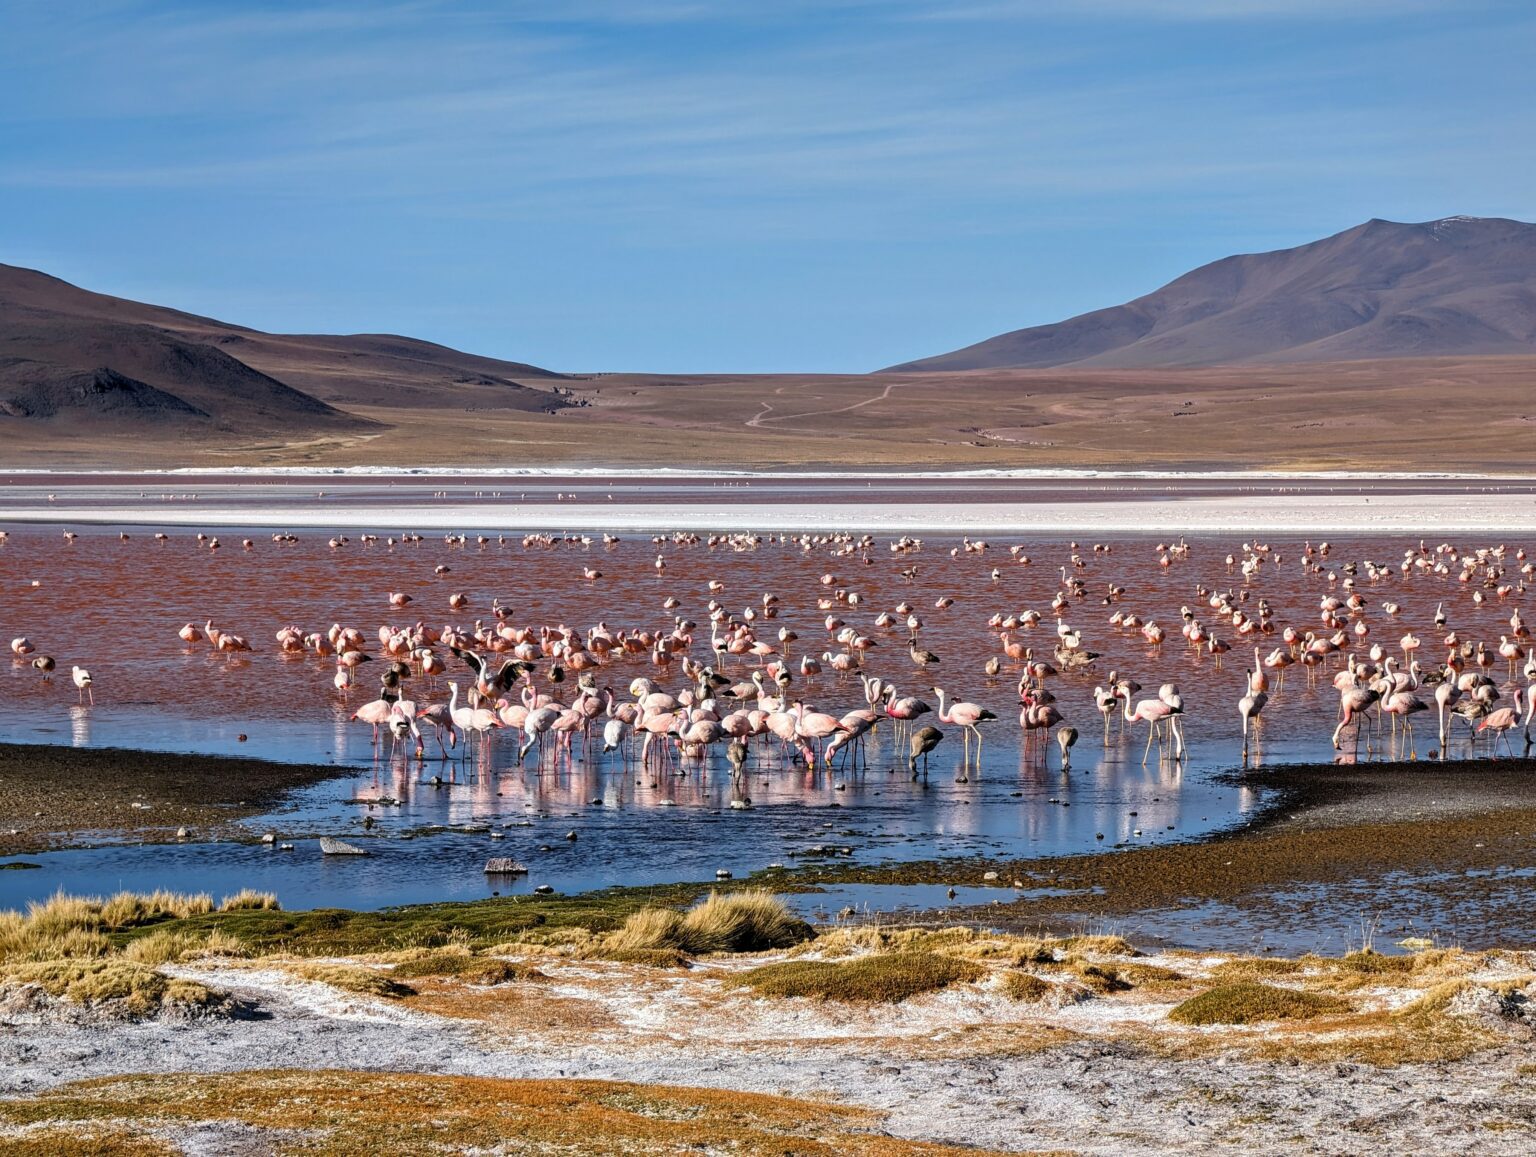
[6,356,1534,472]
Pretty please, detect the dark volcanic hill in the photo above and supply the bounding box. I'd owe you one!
[884,216,1536,372]
[0,263,567,434]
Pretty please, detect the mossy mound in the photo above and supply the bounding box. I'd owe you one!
[1169,982,1349,1026]
[726,952,983,1004]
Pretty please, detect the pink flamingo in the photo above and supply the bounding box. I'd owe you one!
[1122,693,1184,763]
[1381,688,1429,755]
[351,697,395,746]
[792,702,847,766]
[931,687,996,766]
[515,703,562,763]
[415,702,457,758]
[1478,688,1525,755]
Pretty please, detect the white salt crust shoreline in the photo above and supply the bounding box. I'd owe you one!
[3,491,1536,534]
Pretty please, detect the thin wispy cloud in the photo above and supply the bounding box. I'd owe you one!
[0,1,1530,370]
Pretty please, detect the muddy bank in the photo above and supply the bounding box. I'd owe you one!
[0,743,346,856]
[784,759,1536,950]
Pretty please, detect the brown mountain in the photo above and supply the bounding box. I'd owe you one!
[0,263,566,434]
[884,216,1536,372]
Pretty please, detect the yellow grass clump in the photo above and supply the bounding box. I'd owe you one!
[9,889,216,940]
[601,891,811,958]
[100,890,213,928]
[218,890,280,912]
[0,925,112,964]
[726,952,984,1003]
[597,947,692,969]
[1059,934,1137,957]
[1118,963,1189,988]
[676,891,813,954]
[604,906,686,953]
[1169,983,1350,1026]
[22,892,102,936]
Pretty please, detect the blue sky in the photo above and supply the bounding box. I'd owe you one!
[1,1,1531,372]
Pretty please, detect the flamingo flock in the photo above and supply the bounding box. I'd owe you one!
[4,529,1535,791]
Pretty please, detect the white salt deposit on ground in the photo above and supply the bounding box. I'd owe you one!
[4,950,1536,1153]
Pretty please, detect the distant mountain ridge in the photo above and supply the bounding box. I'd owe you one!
[884,216,1536,372]
[0,263,566,434]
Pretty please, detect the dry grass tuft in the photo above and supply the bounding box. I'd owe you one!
[599,891,811,958]
[120,930,204,966]
[22,892,102,936]
[1059,934,1137,957]
[604,907,687,953]
[726,952,984,1004]
[101,891,213,928]
[217,890,280,913]
[1169,983,1350,1026]
[0,926,112,964]
[292,963,416,999]
[676,891,813,954]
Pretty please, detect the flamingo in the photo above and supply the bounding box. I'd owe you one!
[518,704,563,763]
[387,698,425,758]
[351,697,395,745]
[1056,725,1078,770]
[1122,693,1184,763]
[415,702,458,757]
[448,682,499,759]
[1478,689,1525,754]
[71,666,93,705]
[1332,681,1380,750]
[883,690,930,746]
[1381,688,1429,755]
[1238,681,1268,756]
[931,687,996,766]
[908,725,944,777]
[1435,674,1463,749]
[792,702,847,766]
[602,716,633,764]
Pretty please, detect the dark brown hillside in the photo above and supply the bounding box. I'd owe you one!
[887,217,1536,372]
